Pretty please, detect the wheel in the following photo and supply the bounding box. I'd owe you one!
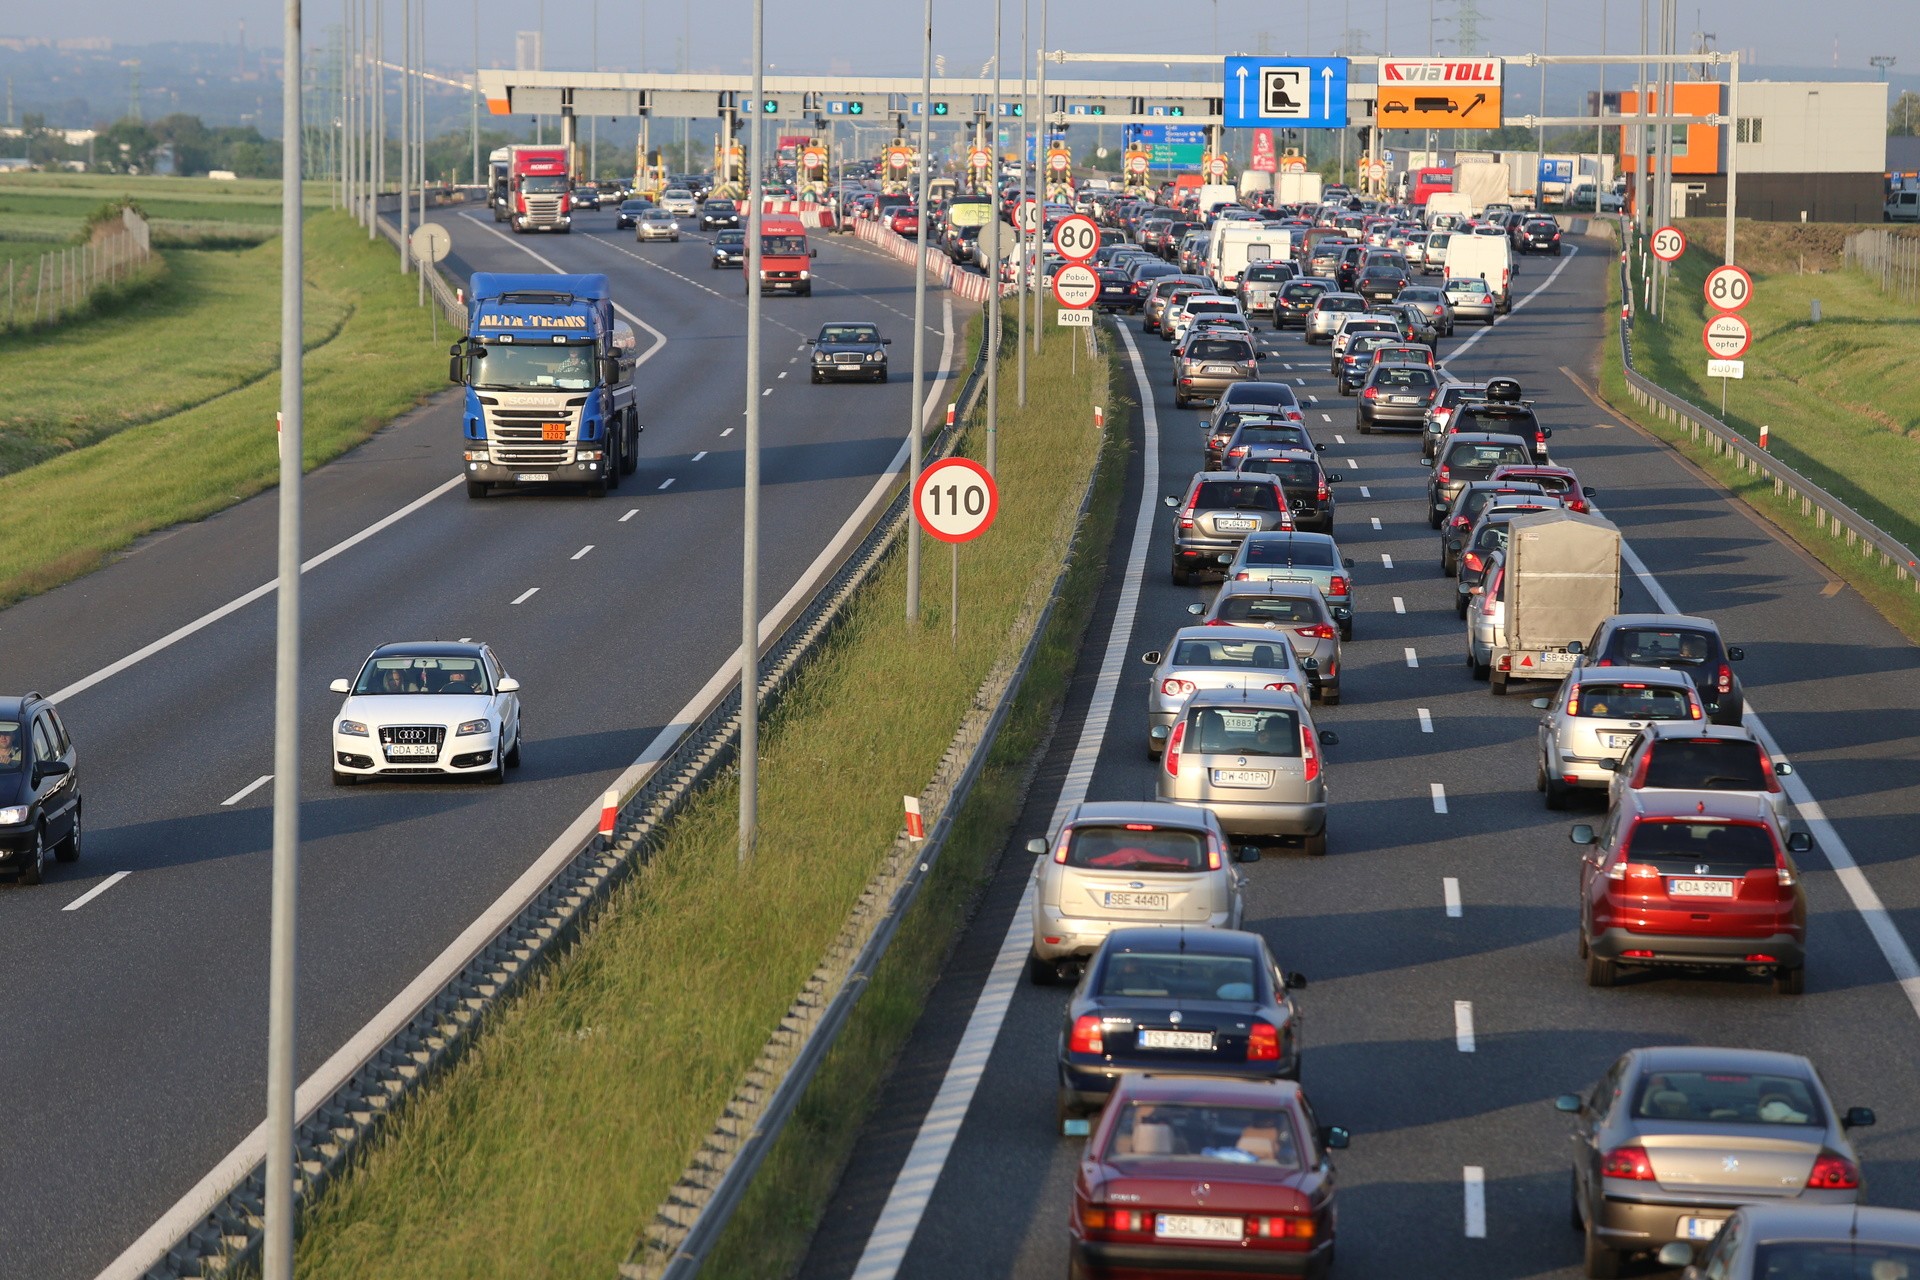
[1172,564,1192,586]
[1578,924,1591,959]
[1585,951,1616,990]
[1303,828,1328,857]
[1027,950,1058,986]
[17,824,44,885]
[465,479,489,499]
[1486,314,1497,326]
[1545,774,1570,810]
[620,422,639,476]
[800,284,813,296]
[1440,554,1455,577]
[811,371,824,384]
[1569,1169,1586,1230]
[1775,965,1806,995]
[1321,689,1341,706]
[1428,506,1443,530]
[1358,418,1372,434]
[55,805,80,862]
[1583,1226,1623,1277]
[1455,590,1470,619]
[486,749,508,785]
[1536,762,1549,793]
[1490,671,1509,696]
[505,730,522,768]
[332,770,357,787]
[1471,653,1490,681]
[605,448,622,491]
[587,474,609,498]
[1173,394,1187,408]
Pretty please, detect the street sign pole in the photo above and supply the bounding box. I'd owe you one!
[1015,0,1029,412]
[986,0,1001,476]
[906,0,932,623]
[740,0,766,869]
[1034,0,1047,358]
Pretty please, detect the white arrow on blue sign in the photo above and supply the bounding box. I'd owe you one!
[1223,56,1349,129]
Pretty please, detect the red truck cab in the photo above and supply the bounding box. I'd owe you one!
[508,145,572,234]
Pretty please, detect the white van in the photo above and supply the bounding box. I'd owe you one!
[1441,234,1515,314]
[1209,223,1290,295]
[1887,190,1920,223]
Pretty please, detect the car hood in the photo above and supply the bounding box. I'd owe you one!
[339,694,496,724]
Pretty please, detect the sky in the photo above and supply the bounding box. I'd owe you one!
[7,0,1914,83]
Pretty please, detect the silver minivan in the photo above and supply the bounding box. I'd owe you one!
[1143,625,1310,754]
[1156,687,1338,852]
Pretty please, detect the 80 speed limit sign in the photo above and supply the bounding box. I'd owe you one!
[1052,213,1100,261]
[913,457,999,543]
[1704,263,1753,312]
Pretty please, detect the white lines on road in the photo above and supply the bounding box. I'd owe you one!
[510,588,540,606]
[1418,707,1433,733]
[1431,782,1450,814]
[621,509,639,522]
[1455,1001,1477,1053]
[777,371,788,379]
[1306,395,1318,406]
[1445,247,1580,363]
[1359,486,1371,498]
[1393,595,1406,613]
[721,427,734,436]
[63,871,130,912]
[761,387,773,396]
[571,545,594,561]
[1294,378,1306,387]
[220,775,272,807]
[691,450,707,462]
[1444,877,1463,917]
[1320,413,1332,423]
[1371,517,1382,530]
[1463,1167,1487,1238]
[1380,553,1394,568]
[1334,433,1346,444]
[1346,458,1359,469]
[658,477,676,490]
[1404,646,1419,668]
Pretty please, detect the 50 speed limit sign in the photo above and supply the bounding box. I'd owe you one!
[913,457,999,543]
[1052,213,1100,261]
[1650,225,1687,262]
[1704,263,1753,312]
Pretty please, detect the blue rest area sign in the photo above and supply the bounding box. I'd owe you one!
[1222,56,1349,129]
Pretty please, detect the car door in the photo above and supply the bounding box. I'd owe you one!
[485,648,518,749]
[30,711,73,844]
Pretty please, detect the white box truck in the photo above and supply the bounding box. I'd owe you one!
[1484,510,1622,697]
[1275,172,1324,206]
[1441,233,1516,313]
[1209,222,1291,295]
[1454,161,1512,215]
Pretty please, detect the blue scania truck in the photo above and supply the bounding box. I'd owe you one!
[449,272,641,498]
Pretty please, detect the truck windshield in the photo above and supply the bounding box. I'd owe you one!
[762,234,808,255]
[521,175,567,194]
[471,342,598,391]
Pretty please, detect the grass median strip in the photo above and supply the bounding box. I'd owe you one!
[292,302,1120,1280]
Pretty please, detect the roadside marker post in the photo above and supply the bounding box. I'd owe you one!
[904,796,926,841]
[599,788,620,848]
[1760,423,1770,451]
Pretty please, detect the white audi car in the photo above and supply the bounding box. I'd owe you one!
[330,642,522,785]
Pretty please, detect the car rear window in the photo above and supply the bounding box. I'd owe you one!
[1065,824,1208,872]
[1448,279,1491,296]
[1170,637,1295,670]
[1107,1102,1302,1168]
[1751,1243,1920,1274]
[1317,295,1365,312]
[1189,340,1253,361]
[1229,424,1308,451]
[1373,367,1437,390]
[1098,951,1259,1000]
[1185,301,1239,317]
[1440,385,1490,408]
[1642,738,1769,789]
[1608,628,1719,666]
[1187,705,1302,758]
[1457,407,1541,434]
[1630,1071,1824,1127]
[1238,458,1319,492]
[1447,443,1532,474]
[1193,480,1282,511]
[1573,683,1694,720]
[1623,819,1778,872]
[1462,486,1545,518]
[1215,595,1322,625]
[1245,538,1336,567]
[1281,282,1328,301]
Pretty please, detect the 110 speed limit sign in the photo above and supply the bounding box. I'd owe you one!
[913,457,999,543]
[1052,214,1100,261]
[1704,263,1753,312]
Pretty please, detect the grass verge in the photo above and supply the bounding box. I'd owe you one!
[291,300,1122,1280]
[1598,232,1920,643]
[0,212,446,605]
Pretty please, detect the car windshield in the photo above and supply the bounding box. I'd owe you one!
[469,341,598,391]
[1749,1244,1920,1277]
[1099,952,1260,1001]
[1610,628,1718,665]
[619,200,648,212]
[1624,820,1778,871]
[1244,265,1288,282]
[643,210,674,221]
[0,720,22,771]
[762,234,808,255]
[704,202,735,212]
[354,656,492,696]
[1245,538,1336,567]
[1216,595,1319,625]
[716,230,745,246]
[820,326,879,344]
[1574,683,1694,720]
[1189,340,1253,361]
[1630,1070,1824,1127]
[1065,824,1208,872]
[1194,480,1281,511]
[1643,738,1770,790]
[1239,458,1319,492]
[1106,1102,1302,1168]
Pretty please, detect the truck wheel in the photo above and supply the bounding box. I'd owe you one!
[587,474,608,498]
[465,479,488,500]
[621,420,639,475]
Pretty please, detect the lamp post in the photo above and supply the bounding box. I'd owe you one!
[907,0,934,622]
[739,0,765,867]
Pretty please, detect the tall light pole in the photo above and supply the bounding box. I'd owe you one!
[590,0,598,181]
[1536,0,1547,213]
[263,0,305,1272]
[985,0,1001,476]
[372,0,382,239]
[907,0,933,622]
[739,0,765,868]
[1014,0,1029,410]
[1032,0,1046,359]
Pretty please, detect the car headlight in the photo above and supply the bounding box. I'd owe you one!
[668,221,679,230]
[814,352,831,364]
[798,270,810,280]
[456,718,492,737]
[868,351,885,361]
[0,805,28,825]
[338,719,369,737]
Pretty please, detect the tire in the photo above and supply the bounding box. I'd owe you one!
[17,824,44,885]
[505,730,522,768]
[332,770,357,787]
[465,479,489,500]
[1775,965,1806,996]
[1583,1226,1623,1278]
[605,447,622,492]
[1490,671,1509,696]
[1339,622,1353,642]
[1303,828,1328,857]
[620,422,639,475]
[1428,506,1443,530]
[1455,591,1470,619]
[1172,564,1192,586]
[1569,1169,1586,1230]
[486,749,508,785]
[56,805,80,862]
[811,371,823,384]
[1027,950,1058,986]
[1585,952,1617,990]
[1471,654,1490,681]
[1358,418,1373,434]
[1321,689,1341,706]
[1537,762,1549,793]
[800,284,813,296]
[1440,553,1456,577]
[587,475,609,498]
[1545,774,1570,811]
[874,369,887,383]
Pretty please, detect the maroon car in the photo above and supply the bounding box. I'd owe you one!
[1069,1074,1346,1278]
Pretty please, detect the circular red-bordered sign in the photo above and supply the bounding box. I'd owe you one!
[1052,213,1100,261]
[1703,312,1752,359]
[913,457,1000,543]
[1052,262,1100,309]
[1651,225,1687,262]
[1704,263,1754,312]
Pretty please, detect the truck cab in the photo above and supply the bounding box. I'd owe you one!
[508,146,572,233]
[750,215,817,296]
[450,273,641,498]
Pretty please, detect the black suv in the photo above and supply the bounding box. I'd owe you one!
[1238,445,1342,534]
[1452,396,1552,463]
[0,692,81,884]
[1580,613,1748,725]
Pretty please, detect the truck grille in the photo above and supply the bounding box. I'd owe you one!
[484,401,583,468]
[523,196,563,224]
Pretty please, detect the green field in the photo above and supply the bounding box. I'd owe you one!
[292,306,1124,1280]
[0,172,330,262]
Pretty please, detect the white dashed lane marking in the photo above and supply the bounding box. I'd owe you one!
[722,427,734,436]
[1359,486,1371,497]
[511,587,540,605]
[1444,877,1462,917]
[572,545,594,561]
[1455,1001,1477,1052]
[1463,1167,1487,1237]
[63,871,130,912]
[692,451,707,462]
[1393,596,1405,613]
[1381,554,1394,568]
[1418,707,1433,733]
[1431,782,1449,814]
[658,477,676,490]
[1404,647,1419,668]
[221,775,273,807]
[1371,517,1382,530]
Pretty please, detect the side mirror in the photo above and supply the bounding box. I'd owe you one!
[329,678,351,694]
[1566,640,1585,656]
[1150,725,1171,742]
[1787,831,1813,854]
[1284,970,1307,988]
[1026,837,1049,855]
[1331,606,1352,620]
[882,338,893,344]
[1726,645,1745,661]
[1217,554,1233,565]
[1531,697,1551,709]
[1062,1117,1091,1137]
[1570,823,1597,846]
[1343,558,1355,569]
[810,248,820,258]
[1319,1125,1350,1151]
[1164,496,1181,508]
[448,355,465,385]
[1237,845,1261,864]
[1554,1094,1584,1114]
[1141,651,1163,666]
[1187,603,1206,616]
[1420,457,1434,467]
[600,357,621,385]
[1656,1243,1695,1269]
[1773,760,1793,776]
[35,759,70,778]
[1541,426,1553,437]
[498,677,521,693]
[1317,729,1339,746]
[1325,473,1343,483]
[1301,657,1319,672]
[1596,758,1620,772]
[1843,1106,1877,1129]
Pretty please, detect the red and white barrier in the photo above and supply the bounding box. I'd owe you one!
[729,199,838,230]
[849,216,1011,304]
[598,788,620,846]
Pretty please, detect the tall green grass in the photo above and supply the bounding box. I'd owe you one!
[292,303,1121,1280]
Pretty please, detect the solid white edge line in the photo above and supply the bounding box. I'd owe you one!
[1454,1000,1476,1052]
[1463,1165,1488,1237]
[1444,247,1579,364]
[97,275,961,1280]
[849,319,1159,1280]
[1443,876,1463,918]
[1418,708,1433,733]
[1431,782,1449,814]
[219,775,273,808]
[63,870,131,913]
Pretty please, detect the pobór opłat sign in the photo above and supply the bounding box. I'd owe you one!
[1376,59,1503,129]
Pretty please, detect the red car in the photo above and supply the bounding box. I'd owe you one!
[1573,790,1813,994]
[1069,1074,1346,1278]
[1489,463,1597,513]
[886,205,920,237]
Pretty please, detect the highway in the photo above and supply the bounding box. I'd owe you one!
[798,229,1920,1278]
[0,205,963,1279]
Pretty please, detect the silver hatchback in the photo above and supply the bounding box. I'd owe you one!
[1156,687,1338,852]
[1221,531,1356,639]
[1024,800,1248,979]
[1532,666,1704,809]
[1143,625,1310,754]
[1187,580,1344,704]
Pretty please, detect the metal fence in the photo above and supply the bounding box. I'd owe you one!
[1842,227,1920,304]
[1616,219,1920,589]
[2,207,154,332]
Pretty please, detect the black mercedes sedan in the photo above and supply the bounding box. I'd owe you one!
[808,321,891,384]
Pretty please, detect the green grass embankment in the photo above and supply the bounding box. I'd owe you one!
[292,301,1127,1280]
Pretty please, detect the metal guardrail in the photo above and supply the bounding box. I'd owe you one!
[623,321,1108,1280]
[131,233,996,1280]
[1614,218,1920,588]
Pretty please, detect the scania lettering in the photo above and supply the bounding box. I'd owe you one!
[751,214,817,296]
[450,273,641,498]
[508,144,572,233]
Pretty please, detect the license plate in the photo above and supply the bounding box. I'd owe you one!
[515,473,552,482]
[1602,733,1639,749]
[1156,1215,1244,1241]
[1211,769,1273,788]
[541,422,567,441]
[1139,1029,1215,1051]
[1103,891,1169,910]
[1537,650,1576,668]
[1390,396,1416,404]
[1668,879,1735,897]
[386,743,438,757]
[1679,1216,1726,1241]
[1215,518,1257,531]
[1204,365,1237,374]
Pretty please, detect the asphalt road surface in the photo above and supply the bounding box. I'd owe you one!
[0,205,963,1279]
[799,232,1920,1279]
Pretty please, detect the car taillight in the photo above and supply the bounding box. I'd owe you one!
[1326,576,1348,597]
[1296,624,1337,640]
[1362,386,1378,399]
[1776,858,1797,889]
[1717,663,1733,694]
[1481,568,1503,614]
[1316,479,1330,501]
[1761,752,1781,792]
[1565,689,1580,715]
[1247,1021,1281,1061]
[1083,1205,1154,1233]
[1437,464,1451,482]
[1179,507,1196,531]
[1601,1146,1657,1180]
[1263,681,1300,695]
[1535,430,1547,447]
[1301,724,1321,781]
[1251,1214,1315,1241]
[1165,720,1185,777]
[1807,1153,1860,1190]
[1069,1015,1105,1055]
[1287,410,1303,421]
[1463,551,1484,573]
[1234,571,1251,580]
[1606,857,1663,884]
[1435,408,1453,423]
[1161,677,1197,697]
[1450,514,1471,529]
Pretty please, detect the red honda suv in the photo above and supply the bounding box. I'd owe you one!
[1573,791,1812,994]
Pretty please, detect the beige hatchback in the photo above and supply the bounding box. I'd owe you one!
[1157,686,1338,854]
